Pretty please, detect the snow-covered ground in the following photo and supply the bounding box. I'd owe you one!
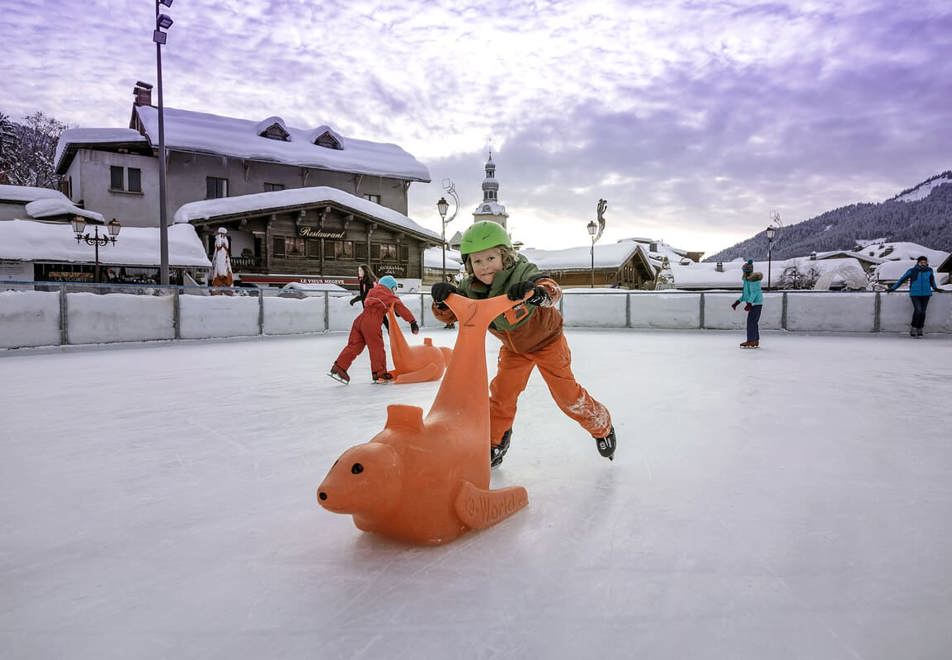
[2,329,951,659]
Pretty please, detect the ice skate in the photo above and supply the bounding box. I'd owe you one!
[490,429,512,468]
[594,426,616,461]
[372,371,394,384]
[328,363,350,384]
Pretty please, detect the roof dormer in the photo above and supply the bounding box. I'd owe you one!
[256,116,291,142]
[310,125,343,150]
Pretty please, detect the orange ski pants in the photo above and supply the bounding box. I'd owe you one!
[489,334,612,444]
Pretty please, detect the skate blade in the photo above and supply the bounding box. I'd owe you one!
[327,372,350,385]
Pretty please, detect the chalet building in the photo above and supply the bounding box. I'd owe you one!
[173,187,440,288]
[521,242,656,289]
[53,82,431,229]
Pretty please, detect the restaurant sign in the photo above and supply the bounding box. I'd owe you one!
[299,227,345,239]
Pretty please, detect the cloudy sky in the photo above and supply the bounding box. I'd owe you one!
[3,0,951,256]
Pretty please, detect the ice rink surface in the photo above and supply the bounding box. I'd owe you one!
[2,329,951,659]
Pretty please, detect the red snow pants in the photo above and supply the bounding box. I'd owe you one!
[334,311,388,375]
[489,334,612,444]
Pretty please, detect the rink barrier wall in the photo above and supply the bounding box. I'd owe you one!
[1,282,950,350]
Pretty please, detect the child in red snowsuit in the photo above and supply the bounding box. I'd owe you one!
[330,276,418,384]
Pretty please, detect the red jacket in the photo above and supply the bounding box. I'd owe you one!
[363,284,416,323]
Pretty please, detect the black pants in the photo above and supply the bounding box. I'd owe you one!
[746,304,763,341]
[911,296,930,329]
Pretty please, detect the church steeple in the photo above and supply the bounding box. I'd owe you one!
[472,151,509,229]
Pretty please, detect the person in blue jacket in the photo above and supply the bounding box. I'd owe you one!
[731,259,764,348]
[887,256,942,337]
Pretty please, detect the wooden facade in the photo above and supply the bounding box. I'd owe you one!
[546,256,656,290]
[188,200,436,287]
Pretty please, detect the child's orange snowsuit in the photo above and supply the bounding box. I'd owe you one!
[432,255,612,445]
[336,283,416,376]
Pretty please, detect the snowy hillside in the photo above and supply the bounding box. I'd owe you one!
[709,171,952,261]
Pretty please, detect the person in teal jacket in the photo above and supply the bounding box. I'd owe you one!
[731,260,764,348]
[887,256,942,337]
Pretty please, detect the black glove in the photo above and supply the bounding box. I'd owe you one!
[744,302,752,312]
[410,320,419,335]
[431,282,457,303]
[349,298,357,306]
[507,280,548,305]
[731,300,740,310]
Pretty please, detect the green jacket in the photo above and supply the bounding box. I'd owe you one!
[457,254,541,332]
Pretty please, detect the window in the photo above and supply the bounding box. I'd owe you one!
[378,243,398,260]
[306,239,321,258]
[206,176,229,199]
[315,131,342,150]
[334,241,354,259]
[127,168,142,193]
[273,237,285,257]
[355,242,368,260]
[264,182,285,192]
[285,237,305,257]
[363,194,381,204]
[110,166,142,193]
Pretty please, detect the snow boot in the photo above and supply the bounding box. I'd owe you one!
[328,363,350,384]
[372,371,394,384]
[595,426,617,461]
[490,429,512,468]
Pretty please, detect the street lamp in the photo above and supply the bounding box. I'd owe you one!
[153,0,175,286]
[765,224,776,290]
[73,216,121,284]
[587,219,598,288]
[436,178,459,284]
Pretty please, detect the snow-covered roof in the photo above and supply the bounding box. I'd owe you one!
[670,257,866,289]
[617,237,699,265]
[24,198,104,223]
[53,128,150,173]
[855,241,947,264]
[132,106,430,182]
[423,246,461,270]
[0,219,211,268]
[172,186,440,242]
[873,259,943,282]
[473,201,508,216]
[0,185,69,204]
[521,242,648,270]
[814,250,884,265]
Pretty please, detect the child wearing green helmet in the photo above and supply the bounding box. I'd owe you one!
[431,221,615,467]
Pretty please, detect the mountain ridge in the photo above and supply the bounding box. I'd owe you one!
[707,172,952,262]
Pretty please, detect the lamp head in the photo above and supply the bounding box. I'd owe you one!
[587,220,597,236]
[437,197,449,220]
[765,226,776,241]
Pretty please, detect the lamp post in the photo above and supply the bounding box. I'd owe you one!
[765,224,776,290]
[73,216,121,283]
[154,0,174,285]
[436,178,459,284]
[587,220,597,288]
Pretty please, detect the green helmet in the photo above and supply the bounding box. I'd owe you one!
[459,221,511,256]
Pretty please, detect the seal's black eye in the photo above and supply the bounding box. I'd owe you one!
[351,463,364,474]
